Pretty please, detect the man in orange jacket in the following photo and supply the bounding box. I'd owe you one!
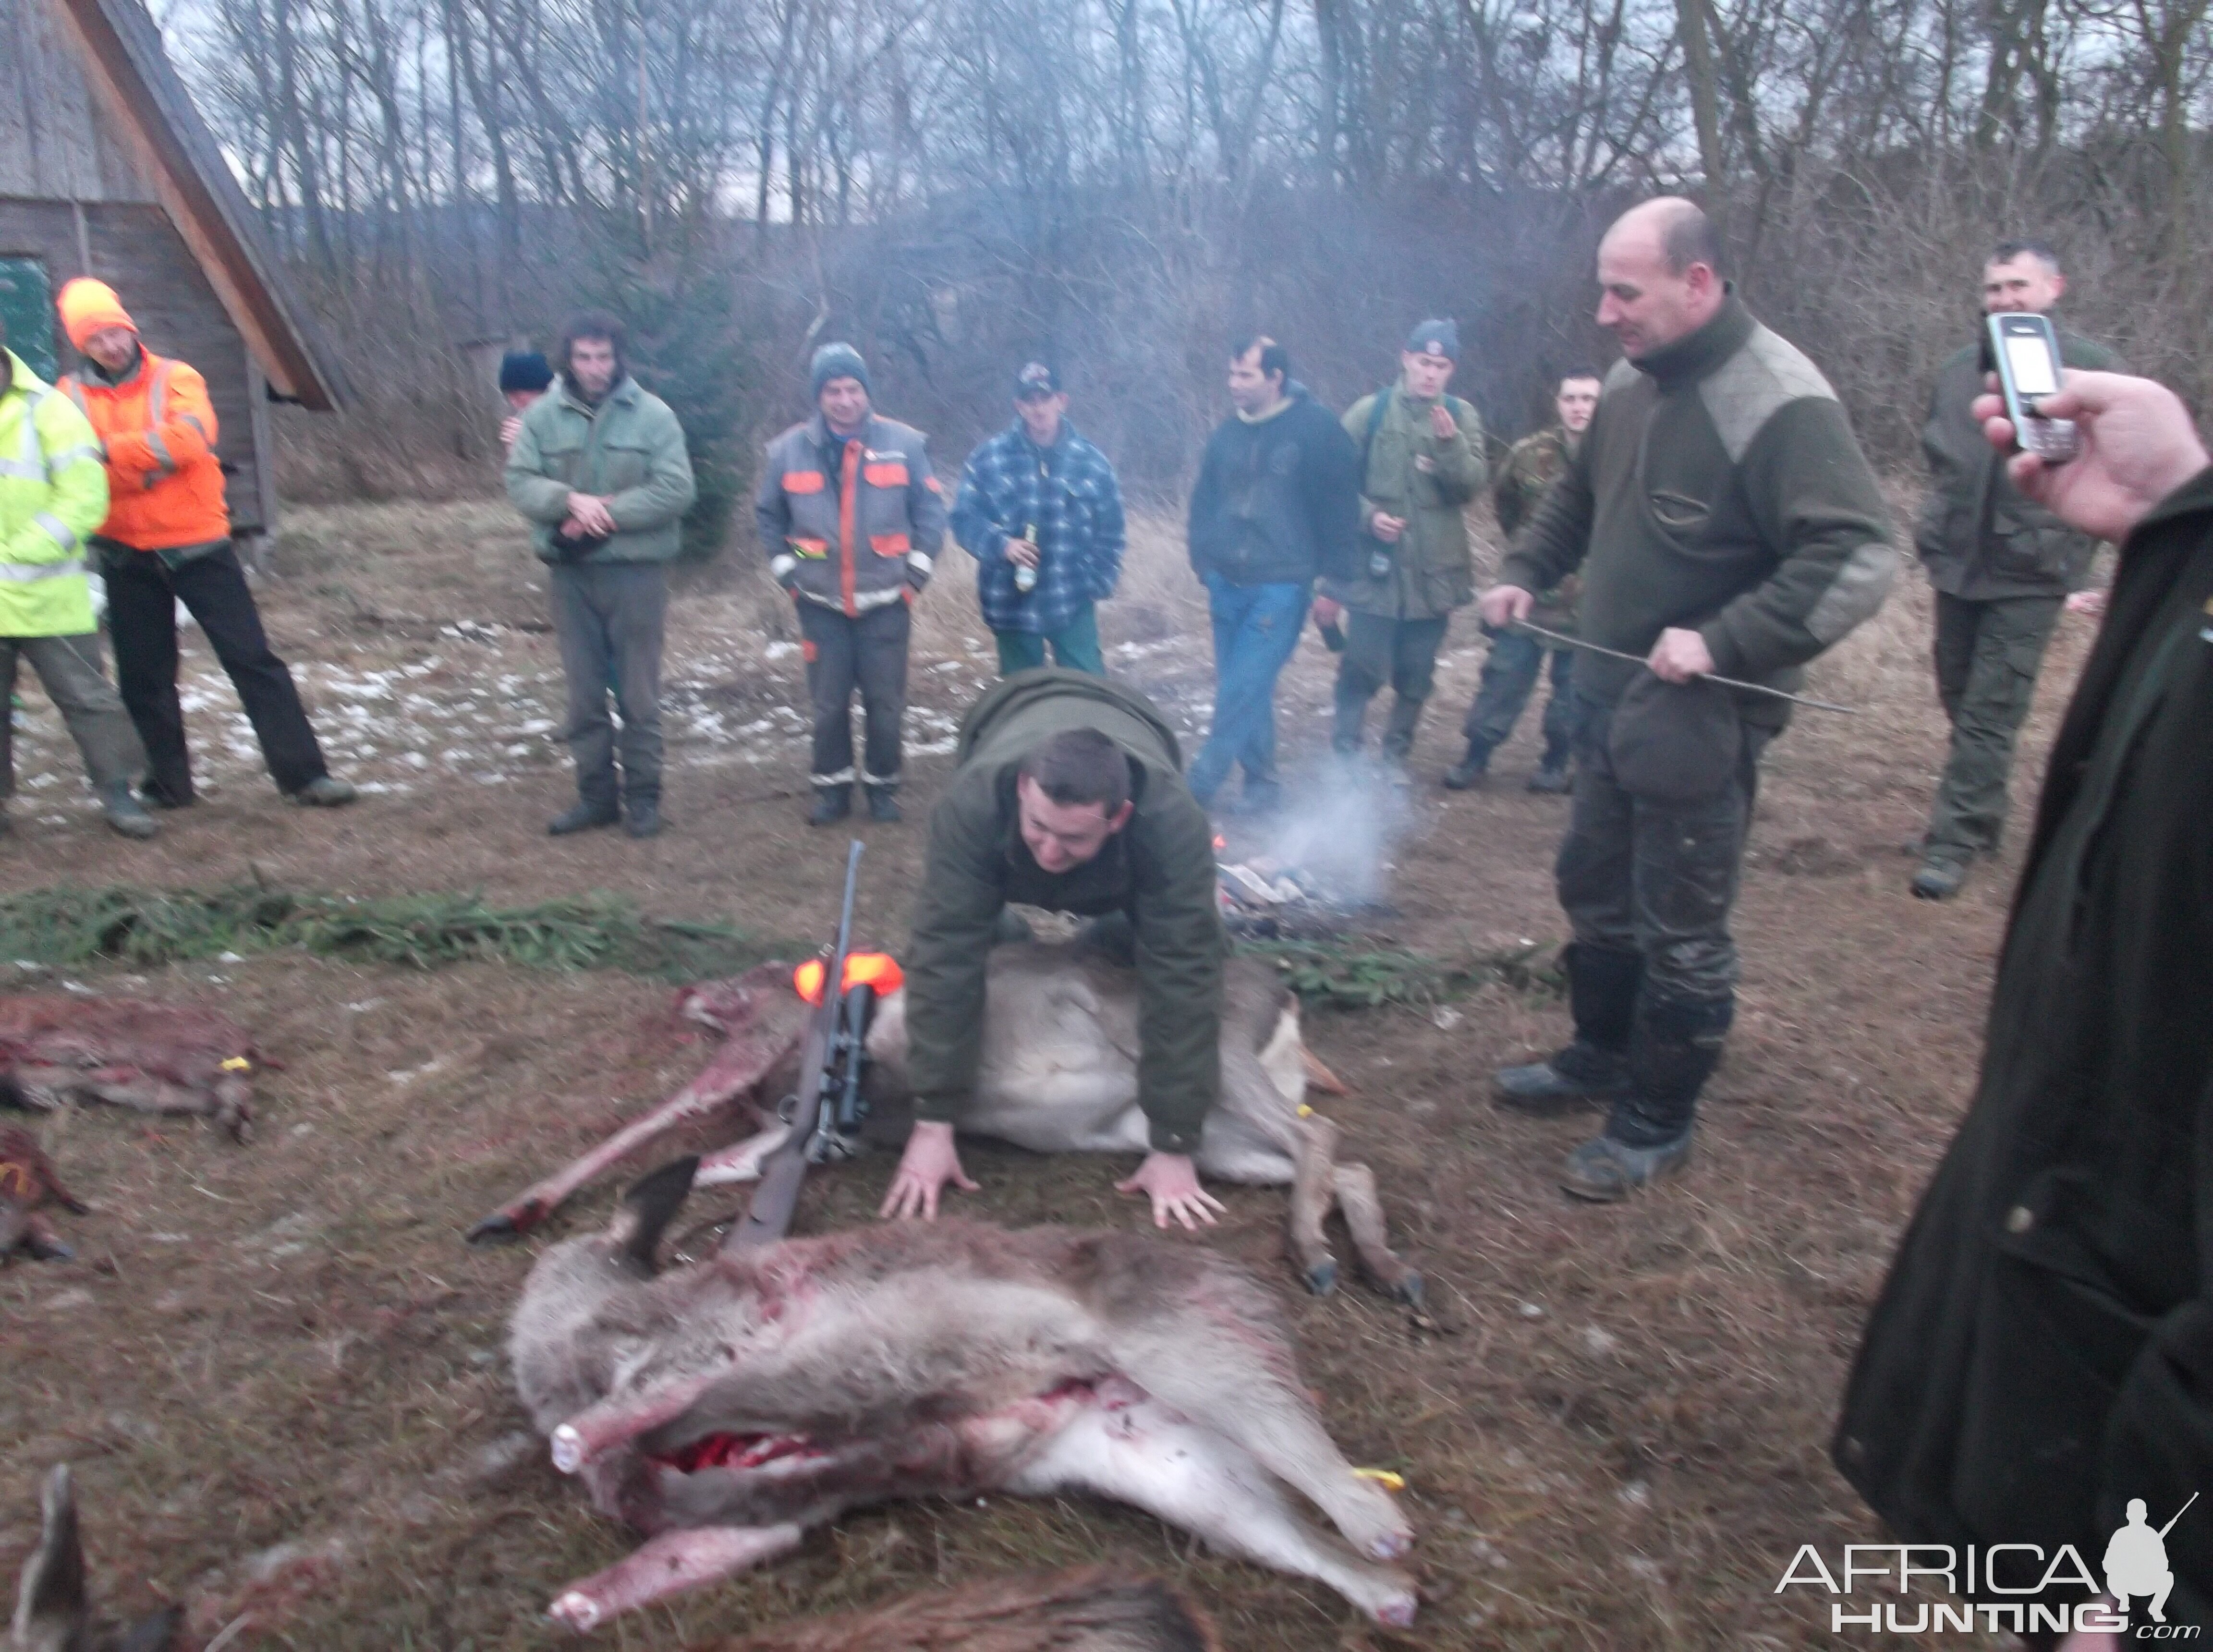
[56,279,353,809]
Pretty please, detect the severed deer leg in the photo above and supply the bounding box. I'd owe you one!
[1288,1113,1344,1295]
[1332,1161,1424,1307]
[691,1123,793,1188]
[467,1035,794,1244]
[547,1523,804,1633]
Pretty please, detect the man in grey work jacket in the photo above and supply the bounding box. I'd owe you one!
[756,342,948,826]
[507,310,696,840]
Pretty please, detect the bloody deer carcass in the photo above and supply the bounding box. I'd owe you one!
[508,1159,1420,1634]
[686,1567,1216,1652]
[472,940,1420,1302]
[0,996,259,1142]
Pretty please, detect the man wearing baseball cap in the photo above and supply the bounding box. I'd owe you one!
[56,277,355,811]
[1315,320,1487,775]
[951,361,1126,678]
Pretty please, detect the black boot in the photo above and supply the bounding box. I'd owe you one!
[1441,737,1494,790]
[1382,696,1424,767]
[809,785,852,827]
[1561,996,1731,1201]
[865,784,901,823]
[1528,740,1573,793]
[1495,944,1642,1113]
[549,799,621,835]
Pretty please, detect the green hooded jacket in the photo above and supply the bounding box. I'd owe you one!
[1321,386,1487,619]
[902,670,1226,1153]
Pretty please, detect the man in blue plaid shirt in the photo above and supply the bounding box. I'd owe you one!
[951,362,1127,676]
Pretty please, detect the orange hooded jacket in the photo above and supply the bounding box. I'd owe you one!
[55,279,231,553]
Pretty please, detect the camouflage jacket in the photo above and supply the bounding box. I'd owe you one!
[1493,425,1581,638]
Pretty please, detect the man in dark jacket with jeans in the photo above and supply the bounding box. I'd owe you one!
[507,311,696,839]
[1483,199,1895,1202]
[1837,369,2213,1639]
[1184,337,1361,812]
[1909,239,2120,900]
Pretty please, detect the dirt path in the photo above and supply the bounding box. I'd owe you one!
[0,501,2091,1648]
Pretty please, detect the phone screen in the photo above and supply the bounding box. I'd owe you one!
[2004,331,2061,398]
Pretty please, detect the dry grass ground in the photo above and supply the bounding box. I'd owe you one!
[0,496,2095,1650]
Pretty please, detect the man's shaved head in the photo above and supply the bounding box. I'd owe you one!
[1595,197,1730,360]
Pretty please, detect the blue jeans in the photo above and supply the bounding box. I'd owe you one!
[1188,572,1310,804]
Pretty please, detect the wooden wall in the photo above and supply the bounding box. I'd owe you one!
[0,0,275,533]
[0,0,157,204]
[0,198,273,534]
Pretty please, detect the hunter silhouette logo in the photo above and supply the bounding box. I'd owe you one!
[2108,1494,2197,1626]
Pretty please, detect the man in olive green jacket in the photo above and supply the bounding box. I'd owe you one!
[883,670,1228,1229]
[1908,240,2120,900]
[507,310,696,840]
[1314,321,1486,767]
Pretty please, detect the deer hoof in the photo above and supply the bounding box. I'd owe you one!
[1393,1272,1426,1310]
[466,1212,523,1246]
[549,1590,603,1633]
[1304,1259,1338,1297]
[1374,1590,1419,1628]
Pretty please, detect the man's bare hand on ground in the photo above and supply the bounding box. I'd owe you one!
[1975,370,2211,544]
[1479,583,1533,630]
[1115,1152,1227,1230]
[878,1120,979,1220]
[1647,626,1715,684]
[1369,511,1407,544]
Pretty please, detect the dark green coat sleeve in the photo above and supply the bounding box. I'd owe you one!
[1699,398,1898,681]
[1129,790,1228,1153]
[901,779,1008,1122]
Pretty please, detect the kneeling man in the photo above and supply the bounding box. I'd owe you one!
[882,668,1228,1228]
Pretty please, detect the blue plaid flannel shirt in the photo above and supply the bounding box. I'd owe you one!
[950,422,1126,635]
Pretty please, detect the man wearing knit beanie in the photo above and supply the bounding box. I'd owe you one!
[498,350,555,455]
[1315,320,1487,779]
[56,278,356,813]
[755,342,948,825]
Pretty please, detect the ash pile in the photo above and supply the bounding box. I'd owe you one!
[1216,857,1398,939]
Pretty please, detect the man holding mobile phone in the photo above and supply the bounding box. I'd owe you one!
[1908,239,2120,900]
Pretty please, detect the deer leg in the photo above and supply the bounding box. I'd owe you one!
[1010,1397,1416,1627]
[79,1073,252,1142]
[1331,1160,1424,1307]
[549,1373,724,1475]
[1288,1112,1343,1295]
[546,1522,803,1633]
[1300,1046,1349,1094]
[20,1210,73,1261]
[466,1035,792,1244]
[689,1122,792,1188]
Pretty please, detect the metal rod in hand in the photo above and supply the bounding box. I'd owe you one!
[1509,620,1861,715]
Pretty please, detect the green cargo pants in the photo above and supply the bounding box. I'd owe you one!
[1923,591,2064,858]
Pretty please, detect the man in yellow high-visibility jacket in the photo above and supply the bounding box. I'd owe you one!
[0,317,155,838]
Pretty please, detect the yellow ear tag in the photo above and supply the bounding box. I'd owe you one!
[1352,1467,1406,1491]
[1297,1104,1314,1118]
[219,1057,252,1072]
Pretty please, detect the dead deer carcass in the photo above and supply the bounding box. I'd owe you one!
[0,1129,87,1263]
[10,1466,182,1652]
[472,941,1419,1302]
[0,996,259,1142]
[509,1160,1419,1634]
[687,1567,1215,1652]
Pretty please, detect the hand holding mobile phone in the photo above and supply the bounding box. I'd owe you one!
[1987,312,2080,463]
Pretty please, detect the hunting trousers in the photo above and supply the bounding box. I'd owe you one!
[1924,591,2064,858]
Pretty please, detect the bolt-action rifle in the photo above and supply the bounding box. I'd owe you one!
[726,839,896,1249]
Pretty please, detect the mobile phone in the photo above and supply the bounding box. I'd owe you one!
[1986,312,2079,463]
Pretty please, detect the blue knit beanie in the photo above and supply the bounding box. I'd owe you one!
[810,342,872,401]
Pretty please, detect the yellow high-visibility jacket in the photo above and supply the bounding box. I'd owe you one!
[0,350,108,637]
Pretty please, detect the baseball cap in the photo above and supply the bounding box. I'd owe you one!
[1014,361,1062,399]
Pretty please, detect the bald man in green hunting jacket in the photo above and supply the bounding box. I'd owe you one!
[881,669,1228,1229]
